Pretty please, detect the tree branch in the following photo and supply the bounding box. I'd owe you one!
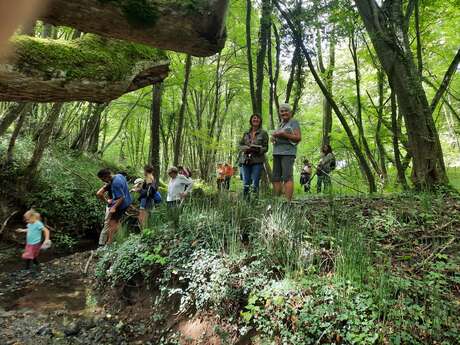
[430,48,460,113]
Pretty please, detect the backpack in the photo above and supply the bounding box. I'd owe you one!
[153,191,162,204]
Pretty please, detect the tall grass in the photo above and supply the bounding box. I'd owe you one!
[334,227,371,287]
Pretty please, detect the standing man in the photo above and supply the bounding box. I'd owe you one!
[271,103,302,201]
[97,168,132,244]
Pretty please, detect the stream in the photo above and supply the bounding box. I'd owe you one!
[0,244,154,345]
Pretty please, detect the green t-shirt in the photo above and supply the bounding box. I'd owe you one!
[273,119,300,156]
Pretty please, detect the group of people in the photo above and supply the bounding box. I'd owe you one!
[238,103,336,200]
[95,165,193,245]
[300,144,336,193]
[216,163,234,190]
[14,102,335,266]
[238,103,301,201]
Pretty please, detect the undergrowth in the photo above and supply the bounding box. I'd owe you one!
[94,191,460,344]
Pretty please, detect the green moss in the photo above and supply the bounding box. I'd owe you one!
[11,34,167,81]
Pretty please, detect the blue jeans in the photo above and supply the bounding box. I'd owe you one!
[241,163,263,197]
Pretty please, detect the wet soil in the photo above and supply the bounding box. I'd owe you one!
[0,250,157,345]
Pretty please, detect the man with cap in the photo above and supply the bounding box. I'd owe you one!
[271,103,302,201]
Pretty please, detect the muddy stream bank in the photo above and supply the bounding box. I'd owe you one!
[0,247,158,345]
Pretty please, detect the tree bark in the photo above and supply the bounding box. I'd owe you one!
[39,0,229,56]
[267,21,275,130]
[149,83,163,180]
[5,104,30,164]
[173,54,192,166]
[254,0,272,114]
[430,48,460,113]
[375,69,388,183]
[414,0,423,77]
[0,103,28,137]
[87,103,106,153]
[1,35,170,103]
[24,102,63,185]
[272,24,281,118]
[390,88,409,189]
[355,0,447,189]
[285,46,299,104]
[349,32,381,176]
[245,0,257,114]
[316,29,335,147]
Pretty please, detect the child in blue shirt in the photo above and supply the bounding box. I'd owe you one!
[16,209,51,269]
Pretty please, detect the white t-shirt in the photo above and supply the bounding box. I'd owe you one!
[167,174,193,202]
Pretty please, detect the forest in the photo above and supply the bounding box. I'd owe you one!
[0,0,459,344]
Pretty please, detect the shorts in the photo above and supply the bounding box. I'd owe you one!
[272,155,296,182]
[109,206,128,221]
[22,243,41,260]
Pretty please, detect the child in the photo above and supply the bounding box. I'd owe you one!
[16,209,51,269]
[138,165,157,226]
[300,159,312,193]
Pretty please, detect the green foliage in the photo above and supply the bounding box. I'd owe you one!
[257,204,317,274]
[242,278,381,344]
[52,232,78,251]
[95,234,167,286]
[0,137,107,236]
[91,193,459,343]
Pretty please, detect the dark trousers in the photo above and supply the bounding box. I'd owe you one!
[317,174,331,193]
[25,258,39,269]
[224,176,231,190]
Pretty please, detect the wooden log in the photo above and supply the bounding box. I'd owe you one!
[39,0,229,57]
[0,34,170,102]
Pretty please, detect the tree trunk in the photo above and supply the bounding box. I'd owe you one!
[24,103,63,186]
[272,24,281,118]
[173,54,192,166]
[316,28,334,147]
[414,0,422,77]
[149,83,163,180]
[349,32,381,176]
[390,88,409,189]
[375,69,388,183]
[355,0,447,189]
[0,103,29,137]
[254,0,272,114]
[267,21,275,130]
[87,103,106,153]
[245,0,257,114]
[285,46,299,104]
[276,1,377,193]
[5,105,30,163]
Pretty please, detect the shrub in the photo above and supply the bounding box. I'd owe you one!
[95,234,167,286]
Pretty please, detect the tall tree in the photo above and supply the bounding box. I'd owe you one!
[245,0,257,114]
[355,0,448,189]
[149,82,163,180]
[316,29,335,147]
[173,54,192,166]
[275,0,377,193]
[0,103,29,137]
[254,0,272,114]
[24,103,63,185]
